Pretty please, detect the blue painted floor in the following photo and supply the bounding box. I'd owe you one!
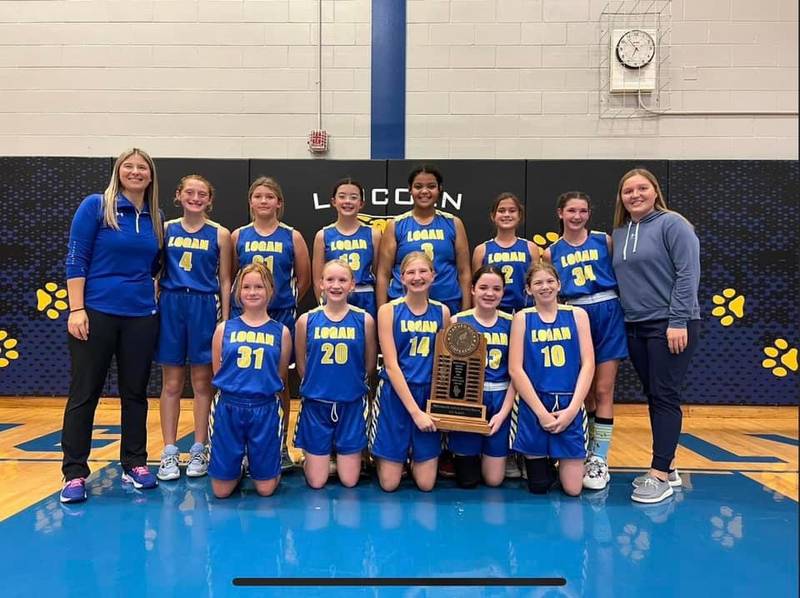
[1,468,797,598]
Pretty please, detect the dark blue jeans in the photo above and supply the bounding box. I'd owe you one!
[626,319,700,472]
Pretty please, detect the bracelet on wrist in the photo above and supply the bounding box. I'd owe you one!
[70,307,86,313]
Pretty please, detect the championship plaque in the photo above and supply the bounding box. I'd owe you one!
[426,322,490,435]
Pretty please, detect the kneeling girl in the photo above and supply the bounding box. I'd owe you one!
[449,266,516,488]
[209,263,292,498]
[509,262,594,496]
[371,251,450,492]
[294,259,377,488]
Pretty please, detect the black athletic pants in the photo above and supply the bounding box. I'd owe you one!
[626,319,699,473]
[61,309,159,481]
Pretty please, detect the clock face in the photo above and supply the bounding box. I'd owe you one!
[616,29,656,69]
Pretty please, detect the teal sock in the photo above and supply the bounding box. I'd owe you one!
[586,411,596,455]
[593,417,613,461]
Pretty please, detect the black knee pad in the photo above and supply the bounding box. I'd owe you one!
[454,455,481,489]
[525,458,551,494]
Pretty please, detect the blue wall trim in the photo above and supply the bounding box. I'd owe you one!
[370,0,405,159]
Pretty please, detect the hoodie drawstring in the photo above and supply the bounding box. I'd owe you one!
[622,220,640,261]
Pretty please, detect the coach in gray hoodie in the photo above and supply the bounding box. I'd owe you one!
[611,168,700,505]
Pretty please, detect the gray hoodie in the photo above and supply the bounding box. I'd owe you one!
[611,210,700,328]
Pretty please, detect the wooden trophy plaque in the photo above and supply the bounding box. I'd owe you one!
[426,322,491,435]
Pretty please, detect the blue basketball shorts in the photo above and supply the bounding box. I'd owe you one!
[511,391,587,460]
[369,380,442,464]
[155,290,217,365]
[208,393,283,481]
[448,386,511,458]
[349,290,377,320]
[580,298,628,364]
[294,396,369,456]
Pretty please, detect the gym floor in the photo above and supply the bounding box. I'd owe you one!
[0,399,796,597]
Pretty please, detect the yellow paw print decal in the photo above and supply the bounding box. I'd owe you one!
[762,339,798,378]
[711,288,745,326]
[0,330,20,368]
[532,231,559,249]
[36,282,69,319]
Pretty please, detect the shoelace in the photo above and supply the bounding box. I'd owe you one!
[642,477,660,489]
[161,453,179,469]
[188,450,208,466]
[64,478,85,489]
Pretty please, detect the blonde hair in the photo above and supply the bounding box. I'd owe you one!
[233,262,274,308]
[400,251,434,274]
[248,176,285,220]
[613,168,691,228]
[321,258,355,281]
[103,148,163,247]
[175,174,214,215]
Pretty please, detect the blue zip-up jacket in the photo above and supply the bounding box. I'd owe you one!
[612,210,700,328]
[66,193,160,317]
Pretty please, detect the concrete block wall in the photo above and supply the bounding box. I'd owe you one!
[0,0,797,159]
[407,0,798,159]
[0,0,371,158]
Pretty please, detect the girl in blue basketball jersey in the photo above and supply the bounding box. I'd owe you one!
[372,252,450,492]
[156,175,233,482]
[449,267,516,488]
[544,192,628,492]
[209,263,292,498]
[295,260,377,489]
[472,193,541,480]
[509,262,595,496]
[312,178,381,319]
[376,165,472,316]
[472,193,541,314]
[231,176,311,469]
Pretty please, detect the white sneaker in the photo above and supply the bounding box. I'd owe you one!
[186,443,209,478]
[632,469,682,488]
[504,455,522,479]
[157,445,180,481]
[583,455,610,490]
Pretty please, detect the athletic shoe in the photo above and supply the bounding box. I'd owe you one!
[631,475,673,504]
[122,466,159,490]
[583,455,611,490]
[60,478,87,504]
[438,451,456,478]
[157,444,181,481]
[186,443,209,478]
[504,454,522,479]
[632,469,682,488]
[281,445,295,472]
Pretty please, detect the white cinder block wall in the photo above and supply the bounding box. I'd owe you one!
[0,0,796,159]
[0,0,372,158]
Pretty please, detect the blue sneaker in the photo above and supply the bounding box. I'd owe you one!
[122,466,158,489]
[60,478,87,503]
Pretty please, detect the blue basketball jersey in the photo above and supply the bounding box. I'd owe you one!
[482,237,532,311]
[521,305,582,394]
[160,219,220,293]
[236,222,296,309]
[299,306,368,402]
[322,223,375,286]
[380,298,445,385]
[389,210,461,304]
[454,310,513,384]
[212,317,285,400]
[549,231,618,299]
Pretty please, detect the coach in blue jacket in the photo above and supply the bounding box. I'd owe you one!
[59,148,164,504]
